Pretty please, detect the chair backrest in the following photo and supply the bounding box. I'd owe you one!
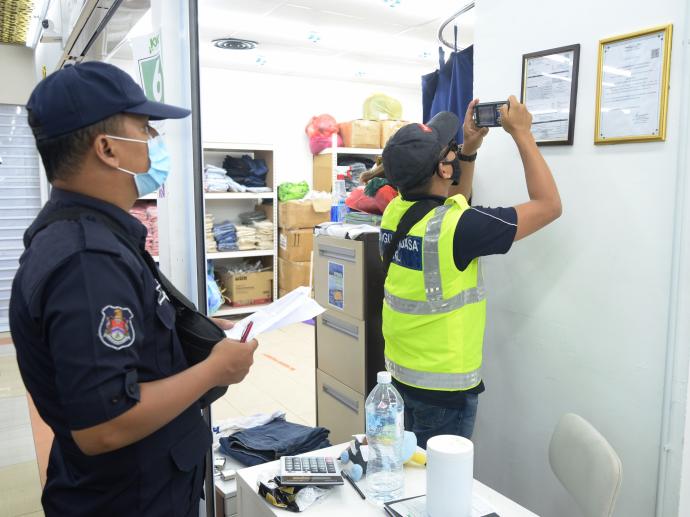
[549,413,622,517]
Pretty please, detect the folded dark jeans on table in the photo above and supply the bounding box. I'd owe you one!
[219,418,331,466]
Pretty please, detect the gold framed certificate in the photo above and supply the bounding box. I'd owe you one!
[595,24,673,144]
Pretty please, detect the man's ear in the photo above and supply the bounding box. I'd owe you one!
[437,161,451,179]
[93,134,119,169]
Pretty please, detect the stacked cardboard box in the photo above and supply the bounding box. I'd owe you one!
[278,199,329,297]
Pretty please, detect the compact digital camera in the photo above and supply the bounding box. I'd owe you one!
[473,100,509,127]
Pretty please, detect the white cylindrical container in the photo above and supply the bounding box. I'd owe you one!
[426,435,474,517]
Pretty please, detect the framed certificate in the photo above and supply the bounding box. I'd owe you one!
[521,44,580,146]
[595,24,673,144]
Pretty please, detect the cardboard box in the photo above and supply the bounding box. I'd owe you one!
[279,257,312,292]
[380,120,407,148]
[279,229,314,262]
[218,270,273,307]
[279,288,288,299]
[339,119,381,148]
[279,199,330,230]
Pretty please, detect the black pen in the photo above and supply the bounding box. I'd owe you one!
[341,470,366,500]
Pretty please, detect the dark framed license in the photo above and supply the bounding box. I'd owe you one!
[521,44,581,145]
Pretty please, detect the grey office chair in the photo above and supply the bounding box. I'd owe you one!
[549,413,622,517]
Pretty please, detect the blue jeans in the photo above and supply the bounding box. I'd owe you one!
[402,392,479,450]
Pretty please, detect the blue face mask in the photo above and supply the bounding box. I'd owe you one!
[106,134,171,197]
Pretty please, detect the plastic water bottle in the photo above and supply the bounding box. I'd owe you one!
[365,371,404,502]
[330,173,348,222]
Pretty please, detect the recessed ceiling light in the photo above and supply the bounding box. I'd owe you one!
[212,38,258,50]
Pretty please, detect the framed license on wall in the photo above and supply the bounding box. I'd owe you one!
[594,24,673,144]
[521,44,580,146]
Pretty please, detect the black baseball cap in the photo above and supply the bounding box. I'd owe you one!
[382,111,459,191]
[27,61,190,141]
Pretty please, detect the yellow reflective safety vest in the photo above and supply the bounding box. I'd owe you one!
[380,194,486,391]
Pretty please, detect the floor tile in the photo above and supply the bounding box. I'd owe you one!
[0,461,43,517]
[0,396,31,431]
[0,424,36,468]
[0,356,26,399]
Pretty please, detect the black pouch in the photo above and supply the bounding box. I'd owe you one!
[27,207,229,407]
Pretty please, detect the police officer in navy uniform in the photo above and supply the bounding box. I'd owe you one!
[9,62,258,516]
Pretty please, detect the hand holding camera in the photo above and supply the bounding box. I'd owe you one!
[499,96,533,138]
[462,99,489,156]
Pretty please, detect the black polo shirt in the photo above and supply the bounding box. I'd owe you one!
[382,194,518,408]
[9,188,210,517]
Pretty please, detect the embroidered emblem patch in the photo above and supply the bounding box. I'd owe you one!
[98,306,135,350]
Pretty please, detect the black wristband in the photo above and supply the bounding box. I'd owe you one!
[459,152,477,162]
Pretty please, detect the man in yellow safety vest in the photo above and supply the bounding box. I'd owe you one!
[377,96,561,448]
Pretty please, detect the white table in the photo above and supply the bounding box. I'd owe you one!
[234,443,539,517]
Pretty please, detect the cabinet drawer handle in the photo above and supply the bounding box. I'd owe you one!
[319,245,356,263]
[322,384,359,413]
[322,315,359,339]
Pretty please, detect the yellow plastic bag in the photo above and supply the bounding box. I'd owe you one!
[363,93,403,121]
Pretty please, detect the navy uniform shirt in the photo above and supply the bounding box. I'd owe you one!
[9,188,210,517]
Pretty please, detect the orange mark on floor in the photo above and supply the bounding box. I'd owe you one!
[261,353,296,371]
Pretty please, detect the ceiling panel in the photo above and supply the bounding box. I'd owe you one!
[197,0,475,88]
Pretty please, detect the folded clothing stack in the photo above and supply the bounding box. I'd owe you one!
[213,220,239,252]
[205,213,217,253]
[235,225,257,250]
[204,164,233,193]
[129,201,158,256]
[223,154,269,188]
[219,417,331,467]
[344,211,382,226]
[145,204,159,256]
[253,220,274,249]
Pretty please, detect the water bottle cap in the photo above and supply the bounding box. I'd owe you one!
[377,371,392,384]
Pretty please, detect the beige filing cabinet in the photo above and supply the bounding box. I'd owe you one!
[313,232,385,445]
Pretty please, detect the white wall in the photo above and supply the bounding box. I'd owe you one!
[472,1,689,517]
[199,67,422,187]
[0,45,35,105]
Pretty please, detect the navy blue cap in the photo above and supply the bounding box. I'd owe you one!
[27,61,190,141]
[382,112,459,191]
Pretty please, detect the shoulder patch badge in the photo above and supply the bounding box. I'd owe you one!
[98,306,135,350]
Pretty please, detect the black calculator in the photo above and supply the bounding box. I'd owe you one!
[278,456,344,486]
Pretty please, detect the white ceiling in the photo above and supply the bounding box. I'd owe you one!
[197,0,475,88]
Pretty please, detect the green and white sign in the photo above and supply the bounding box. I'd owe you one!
[132,32,165,102]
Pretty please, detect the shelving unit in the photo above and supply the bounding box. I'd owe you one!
[313,134,383,192]
[202,143,278,318]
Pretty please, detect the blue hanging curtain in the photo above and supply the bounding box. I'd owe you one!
[422,45,473,143]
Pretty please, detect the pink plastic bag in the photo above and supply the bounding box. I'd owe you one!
[305,114,339,138]
[309,133,343,155]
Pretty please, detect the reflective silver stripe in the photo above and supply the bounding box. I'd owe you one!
[384,284,485,314]
[386,357,481,390]
[423,206,449,302]
[386,203,485,314]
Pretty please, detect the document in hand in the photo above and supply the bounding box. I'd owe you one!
[226,286,325,342]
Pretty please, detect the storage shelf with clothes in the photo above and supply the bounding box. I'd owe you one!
[313,134,382,193]
[202,143,278,317]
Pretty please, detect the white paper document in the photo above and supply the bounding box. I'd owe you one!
[385,493,497,517]
[524,50,575,142]
[225,287,325,342]
[599,30,666,138]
